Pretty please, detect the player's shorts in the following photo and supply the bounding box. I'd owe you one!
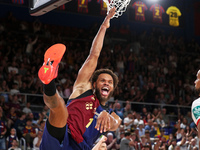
[40,124,91,150]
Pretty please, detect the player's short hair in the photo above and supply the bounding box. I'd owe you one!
[91,69,118,89]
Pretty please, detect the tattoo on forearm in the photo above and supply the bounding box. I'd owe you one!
[44,96,58,108]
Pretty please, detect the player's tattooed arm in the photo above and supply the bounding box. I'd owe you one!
[43,90,68,128]
[43,91,60,108]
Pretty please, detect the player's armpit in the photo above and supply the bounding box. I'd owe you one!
[73,55,99,89]
[109,112,122,131]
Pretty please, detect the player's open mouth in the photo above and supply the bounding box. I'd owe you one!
[101,87,109,96]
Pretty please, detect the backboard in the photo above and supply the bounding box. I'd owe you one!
[29,0,72,16]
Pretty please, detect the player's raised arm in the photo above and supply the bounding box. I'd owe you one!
[71,8,116,93]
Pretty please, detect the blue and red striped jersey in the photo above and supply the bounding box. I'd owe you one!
[97,0,108,15]
[7,135,18,148]
[12,0,24,4]
[78,0,91,13]
[132,1,148,21]
[150,4,165,23]
[0,120,6,138]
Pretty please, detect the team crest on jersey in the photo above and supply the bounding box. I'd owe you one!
[86,102,93,110]
[91,96,95,101]
[193,106,200,119]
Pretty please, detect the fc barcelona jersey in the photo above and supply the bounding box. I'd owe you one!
[132,1,148,21]
[66,89,113,148]
[166,6,181,27]
[150,4,165,23]
[78,0,91,13]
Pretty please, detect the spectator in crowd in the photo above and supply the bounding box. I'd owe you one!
[130,133,137,150]
[22,102,32,115]
[7,107,18,129]
[106,132,119,150]
[41,105,49,119]
[114,101,124,120]
[161,108,170,126]
[120,131,135,150]
[174,146,181,150]
[134,113,144,127]
[180,118,188,129]
[144,119,157,138]
[187,138,197,150]
[123,101,132,117]
[36,112,46,127]
[8,61,19,75]
[137,135,147,149]
[1,80,10,92]
[168,138,177,150]
[33,130,43,150]
[0,96,9,114]
[144,130,152,148]
[6,128,19,149]
[26,36,38,56]
[141,107,148,121]
[137,122,145,138]
[185,112,193,126]
[8,94,21,113]
[19,82,29,93]
[0,104,8,121]
[124,112,134,131]
[8,139,21,150]
[22,119,36,149]
[154,122,161,138]
[35,120,45,135]
[26,112,38,126]
[0,111,7,150]
[152,108,161,123]
[13,112,26,139]
[176,120,186,142]
[115,125,125,143]
[176,136,187,150]
[144,113,153,126]
[10,83,20,95]
[92,136,107,150]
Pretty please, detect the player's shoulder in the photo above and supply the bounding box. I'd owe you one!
[69,83,92,99]
[192,97,200,104]
[69,88,93,101]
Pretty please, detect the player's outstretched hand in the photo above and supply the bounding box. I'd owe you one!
[107,7,116,19]
[102,7,116,29]
[95,111,110,133]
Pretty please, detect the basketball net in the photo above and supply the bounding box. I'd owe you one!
[103,0,131,18]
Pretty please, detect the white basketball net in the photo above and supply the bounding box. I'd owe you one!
[103,0,131,18]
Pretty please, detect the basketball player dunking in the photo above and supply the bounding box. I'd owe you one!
[38,7,121,150]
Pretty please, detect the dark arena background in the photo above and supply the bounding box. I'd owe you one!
[0,0,200,149]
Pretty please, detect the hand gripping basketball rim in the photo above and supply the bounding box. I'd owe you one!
[103,0,131,18]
